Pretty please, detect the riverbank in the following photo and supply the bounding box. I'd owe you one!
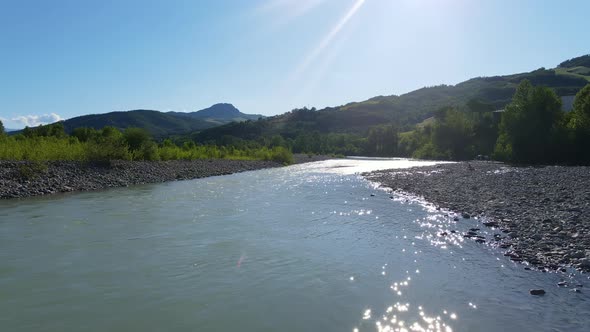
[0,155,333,199]
[364,161,590,272]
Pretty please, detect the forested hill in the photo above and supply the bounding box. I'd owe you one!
[194,55,590,143]
[61,110,210,138]
[59,104,262,138]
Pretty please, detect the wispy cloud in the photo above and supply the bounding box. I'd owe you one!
[12,113,63,127]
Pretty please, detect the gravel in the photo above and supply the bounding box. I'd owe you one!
[364,161,590,272]
[0,155,335,200]
[0,159,283,199]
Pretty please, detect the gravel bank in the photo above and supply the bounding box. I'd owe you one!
[0,159,283,199]
[364,161,590,272]
[0,155,335,200]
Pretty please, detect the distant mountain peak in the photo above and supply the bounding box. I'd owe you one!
[168,103,263,121]
[197,103,241,117]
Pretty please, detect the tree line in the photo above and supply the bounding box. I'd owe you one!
[232,80,590,164]
[397,81,590,164]
[2,80,589,164]
[0,124,293,164]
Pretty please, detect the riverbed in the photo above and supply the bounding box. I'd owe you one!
[1,158,588,331]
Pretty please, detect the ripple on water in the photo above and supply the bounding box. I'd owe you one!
[1,158,589,332]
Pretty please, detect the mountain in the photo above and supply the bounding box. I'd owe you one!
[193,55,590,143]
[61,110,211,138]
[58,104,262,138]
[169,103,262,124]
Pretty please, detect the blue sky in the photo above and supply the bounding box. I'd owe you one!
[0,0,588,129]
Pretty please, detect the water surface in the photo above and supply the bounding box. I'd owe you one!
[1,158,588,331]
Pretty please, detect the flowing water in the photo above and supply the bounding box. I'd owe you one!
[1,158,589,332]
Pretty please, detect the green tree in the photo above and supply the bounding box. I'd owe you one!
[22,122,67,138]
[72,127,99,142]
[366,125,398,156]
[431,107,474,160]
[494,80,563,163]
[123,127,152,152]
[84,126,130,161]
[0,119,5,136]
[568,84,590,130]
[567,84,590,163]
[101,126,124,140]
[269,135,286,148]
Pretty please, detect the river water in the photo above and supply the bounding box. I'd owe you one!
[1,158,588,331]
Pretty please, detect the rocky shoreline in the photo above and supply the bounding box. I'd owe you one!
[0,159,284,199]
[0,155,334,199]
[364,161,590,273]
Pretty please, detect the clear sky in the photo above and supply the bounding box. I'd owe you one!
[0,0,588,129]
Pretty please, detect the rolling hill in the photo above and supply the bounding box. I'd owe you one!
[59,103,262,138]
[193,54,590,143]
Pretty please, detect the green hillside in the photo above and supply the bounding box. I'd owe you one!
[193,56,590,144]
[58,104,263,138]
[62,110,214,138]
[556,54,590,82]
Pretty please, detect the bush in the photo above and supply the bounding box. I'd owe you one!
[123,128,152,151]
[85,140,131,162]
[17,161,48,180]
[268,147,294,164]
[134,141,160,161]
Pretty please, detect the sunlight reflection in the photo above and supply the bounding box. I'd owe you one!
[297,158,450,176]
[360,301,455,332]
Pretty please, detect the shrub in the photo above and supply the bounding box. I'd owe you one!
[18,161,48,180]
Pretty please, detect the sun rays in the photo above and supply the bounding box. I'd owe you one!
[291,0,366,80]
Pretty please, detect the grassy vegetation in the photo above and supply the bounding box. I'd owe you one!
[555,67,590,82]
[0,136,87,161]
[0,124,294,165]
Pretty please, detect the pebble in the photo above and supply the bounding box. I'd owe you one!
[1,159,285,199]
[364,161,590,272]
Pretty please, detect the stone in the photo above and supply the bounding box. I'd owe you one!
[529,289,546,296]
[578,258,590,269]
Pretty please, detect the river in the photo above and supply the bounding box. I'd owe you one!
[1,158,588,331]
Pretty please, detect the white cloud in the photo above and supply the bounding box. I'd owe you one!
[12,113,63,127]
